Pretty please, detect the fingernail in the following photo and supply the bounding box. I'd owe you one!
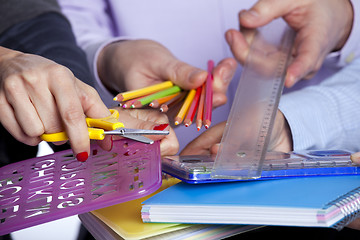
[109,136,114,151]
[153,123,169,131]
[76,152,88,162]
[225,31,233,45]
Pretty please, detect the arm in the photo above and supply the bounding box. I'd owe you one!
[279,57,360,152]
[0,12,111,161]
[59,1,236,108]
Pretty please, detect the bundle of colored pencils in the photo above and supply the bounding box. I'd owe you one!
[113,60,214,131]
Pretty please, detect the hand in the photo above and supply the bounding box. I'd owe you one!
[180,110,292,155]
[106,107,179,156]
[0,47,110,161]
[97,39,237,107]
[225,0,354,88]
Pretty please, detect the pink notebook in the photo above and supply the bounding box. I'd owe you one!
[0,139,162,235]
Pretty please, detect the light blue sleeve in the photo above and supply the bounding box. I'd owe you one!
[279,57,360,151]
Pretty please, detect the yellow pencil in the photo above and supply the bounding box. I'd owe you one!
[174,89,196,125]
[113,81,174,102]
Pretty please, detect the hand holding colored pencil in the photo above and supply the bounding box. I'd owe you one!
[113,60,214,130]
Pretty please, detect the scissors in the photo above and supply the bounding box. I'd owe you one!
[40,109,169,144]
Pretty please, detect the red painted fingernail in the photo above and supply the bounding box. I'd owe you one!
[153,124,169,131]
[76,152,88,162]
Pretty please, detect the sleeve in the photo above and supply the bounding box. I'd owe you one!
[59,0,128,106]
[0,0,60,34]
[0,12,94,87]
[279,57,360,152]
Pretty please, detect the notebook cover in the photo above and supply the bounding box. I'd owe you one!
[88,177,190,240]
[0,139,162,235]
[142,175,360,228]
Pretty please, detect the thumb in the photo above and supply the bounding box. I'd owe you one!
[165,60,208,90]
[239,0,296,28]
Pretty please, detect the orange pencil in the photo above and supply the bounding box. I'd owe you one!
[149,92,180,108]
[160,91,187,113]
[184,86,202,127]
[174,89,196,125]
[196,83,206,131]
[203,60,214,129]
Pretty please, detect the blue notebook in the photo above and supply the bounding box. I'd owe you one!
[142,175,360,230]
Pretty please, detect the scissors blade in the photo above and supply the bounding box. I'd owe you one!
[121,135,154,144]
[105,128,169,136]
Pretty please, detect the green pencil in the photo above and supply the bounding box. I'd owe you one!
[131,85,182,108]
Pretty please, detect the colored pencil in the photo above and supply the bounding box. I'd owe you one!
[196,83,206,131]
[131,86,182,108]
[149,92,180,108]
[203,60,214,129]
[121,95,149,109]
[160,91,187,113]
[174,89,196,125]
[113,81,173,102]
[184,86,202,127]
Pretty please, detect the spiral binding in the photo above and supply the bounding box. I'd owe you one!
[324,186,360,230]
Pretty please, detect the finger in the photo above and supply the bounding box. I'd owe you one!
[0,94,41,146]
[350,152,360,165]
[180,122,226,155]
[48,68,90,161]
[285,34,325,87]
[75,80,110,118]
[239,0,298,28]
[225,29,250,65]
[111,108,179,155]
[3,75,45,139]
[164,60,208,90]
[212,58,237,107]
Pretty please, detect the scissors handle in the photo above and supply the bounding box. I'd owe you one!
[41,128,106,142]
[86,109,124,130]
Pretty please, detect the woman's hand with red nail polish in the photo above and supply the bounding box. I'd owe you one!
[97,107,179,156]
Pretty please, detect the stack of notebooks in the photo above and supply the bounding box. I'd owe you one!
[141,175,360,230]
[79,177,259,240]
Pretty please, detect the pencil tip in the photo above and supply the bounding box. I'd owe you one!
[159,108,164,112]
[113,97,117,101]
[197,127,200,131]
[175,121,179,125]
[185,124,189,127]
[122,104,127,108]
[205,125,209,129]
[130,105,135,108]
[149,103,153,107]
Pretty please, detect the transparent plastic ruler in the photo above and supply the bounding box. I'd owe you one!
[212,19,295,179]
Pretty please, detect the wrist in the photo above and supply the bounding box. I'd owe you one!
[334,0,354,51]
[0,47,22,63]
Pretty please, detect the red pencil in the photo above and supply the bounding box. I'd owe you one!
[196,83,206,131]
[184,86,202,127]
[203,60,214,129]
